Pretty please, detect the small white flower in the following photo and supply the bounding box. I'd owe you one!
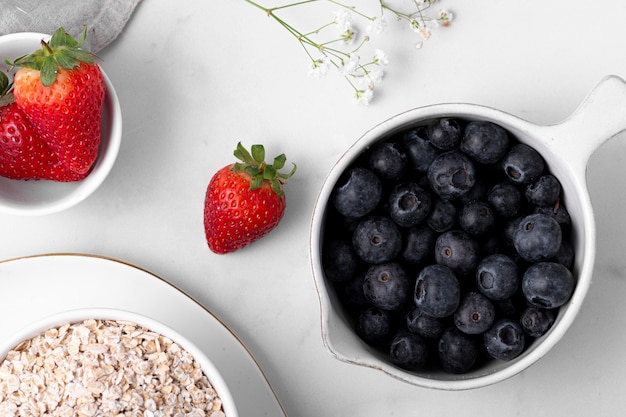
[340,54,360,76]
[341,28,357,45]
[366,68,384,86]
[373,49,389,66]
[308,56,330,78]
[415,41,424,49]
[366,16,386,35]
[438,9,454,26]
[354,87,374,105]
[410,19,421,33]
[333,10,352,33]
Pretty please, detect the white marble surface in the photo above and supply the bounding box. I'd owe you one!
[3,0,626,415]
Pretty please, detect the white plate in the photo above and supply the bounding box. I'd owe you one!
[0,254,286,417]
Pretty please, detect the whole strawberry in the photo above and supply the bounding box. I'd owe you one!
[0,72,85,181]
[7,27,106,175]
[204,143,297,254]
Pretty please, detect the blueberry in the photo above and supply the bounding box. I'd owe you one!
[459,200,495,236]
[519,306,556,337]
[487,182,522,218]
[513,213,562,262]
[356,307,393,345]
[401,223,436,265]
[454,292,496,335]
[322,239,360,283]
[522,262,575,309]
[369,142,408,180]
[414,264,461,318]
[341,273,370,309]
[402,127,441,174]
[502,143,545,185]
[426,118,461,150]
[406,307,444,339]
[427,198,457,233]
[438,328,478,373]
[503,216,523,246]
[552,239,575,269]
[352,216,402,264]
[525,174,561,207]
[333,167,382,218]
[484,319,525,361]
[534,202,571,228]
[476,254,520,300]
[389,330,429,370]
[427,150,477,200]
[435,230,480,276]
[387,182,432,227]
[363,262,410,311]
[459,121,509,164]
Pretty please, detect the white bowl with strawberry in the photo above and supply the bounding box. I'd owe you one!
[0,28,121,216]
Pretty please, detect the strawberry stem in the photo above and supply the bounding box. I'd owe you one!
[231,142,297,197]
[6,26,96,87]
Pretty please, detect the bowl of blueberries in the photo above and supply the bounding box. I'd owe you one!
[310,75,626,390]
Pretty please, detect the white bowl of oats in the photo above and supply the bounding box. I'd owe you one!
[0,308,238,417]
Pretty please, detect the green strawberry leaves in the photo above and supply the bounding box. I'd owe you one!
[5,26,95,87]
[232,142,297,197]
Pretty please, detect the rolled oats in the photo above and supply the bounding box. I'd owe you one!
[0,319,227,417]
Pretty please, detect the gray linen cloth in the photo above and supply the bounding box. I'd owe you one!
[0,0,142,52]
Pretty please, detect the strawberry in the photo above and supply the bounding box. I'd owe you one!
[204,143,297,254]
[0,72,85,181]
[7,27,106,175]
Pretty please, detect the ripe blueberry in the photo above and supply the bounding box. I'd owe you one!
[438,328,478,373]
[454,292,496,335]
[352,216,402,264]
[460,121,509,165]
[369,141,408,180]
[502,143,545,185]
[363,262,410,311]
[522,262,575,309]
[513,213,562,262]
[387,182,432,227]
[427,150,477,200]
[414,264,461,318]
[406,307,444,339]
[459,200,495,236]
[519,306,556,337]
[476,254,520,300]
[484,319,525,361]
[389,330,429,370]
[333,167,382,218]
[401,223,436,265]
[356,307,393,345]
[435,230,480,276]
[427,118,462,151]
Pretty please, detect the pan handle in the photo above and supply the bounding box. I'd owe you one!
[545,75,626,175]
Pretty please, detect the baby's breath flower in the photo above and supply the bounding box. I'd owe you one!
[438,9,454,26]
[244,0,455,104]
[341,28,357,44]
[355,87,374,105]
[340,54,360,77]
[366,68,384,86]
[308,56,331,78]
[373,49,388,66]
[366,16,386,35]
[334,10,353,32]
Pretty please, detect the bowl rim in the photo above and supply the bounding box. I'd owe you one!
[0,307,239,417]
[0,32,122,216]
[310,102,596,390]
